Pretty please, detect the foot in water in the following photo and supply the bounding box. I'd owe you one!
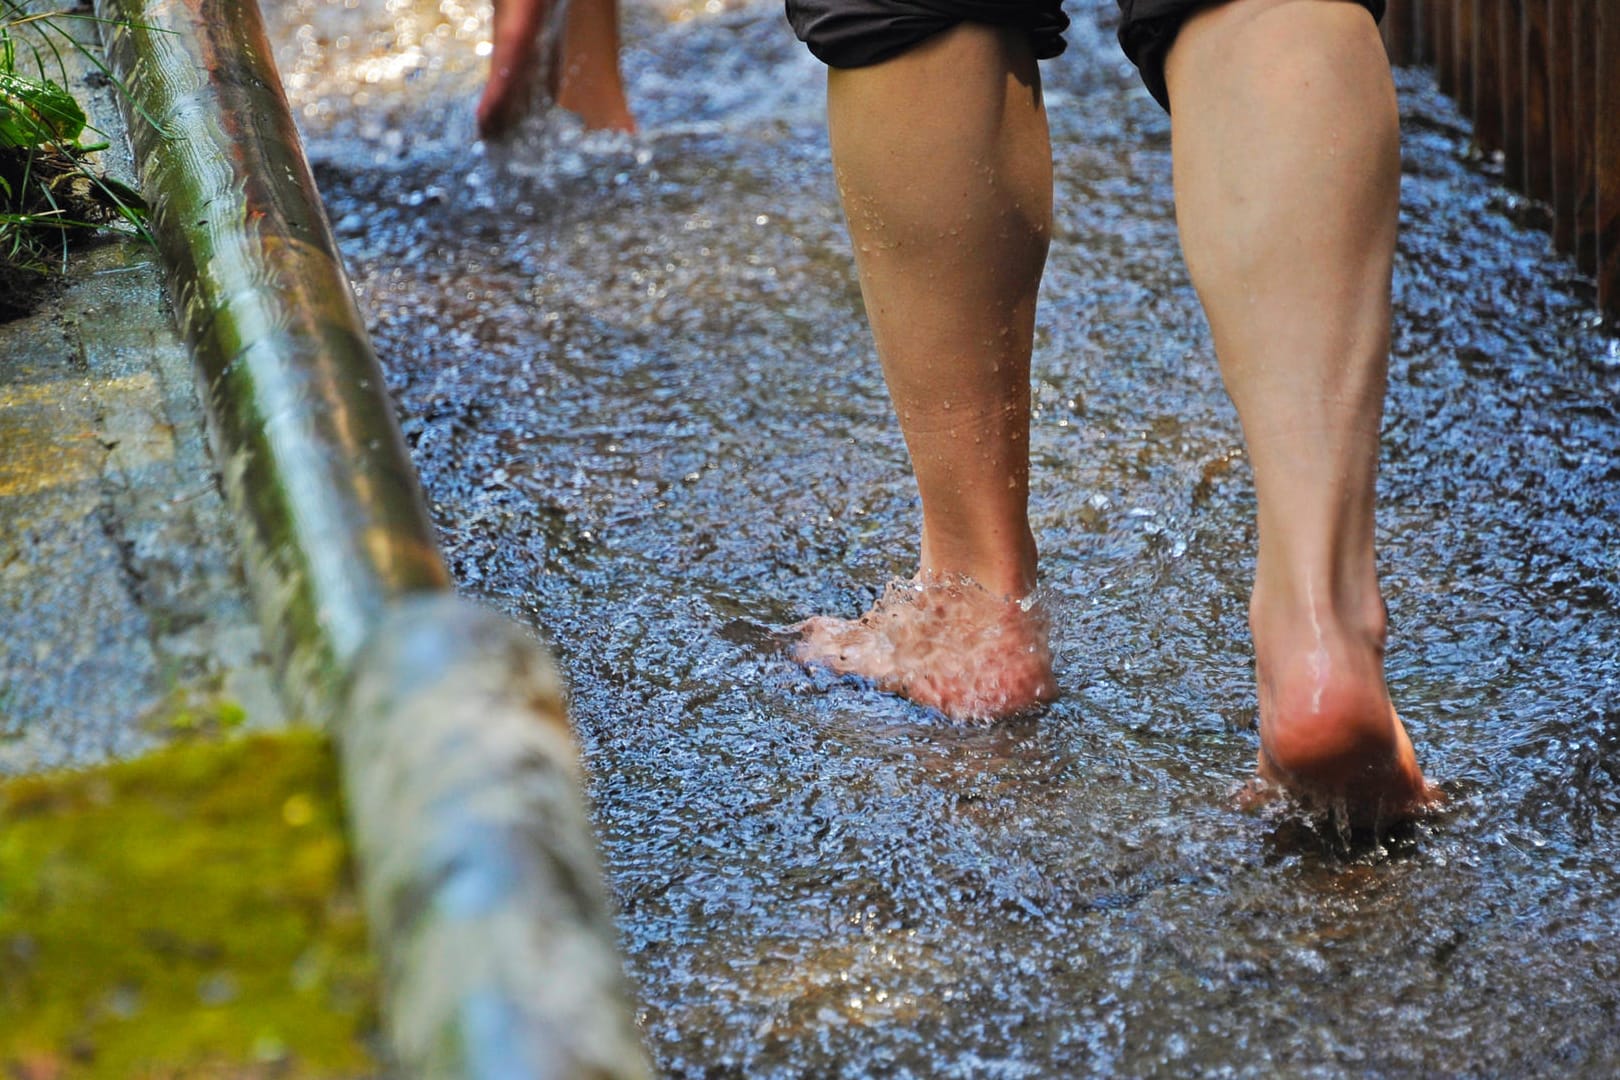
[477,0,636,138]
[1247,597,1441,828]
[793,573,1058,721]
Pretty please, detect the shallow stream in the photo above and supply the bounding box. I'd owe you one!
[268,1,1620,1073]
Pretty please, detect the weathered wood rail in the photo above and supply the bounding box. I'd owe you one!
[1380,0,1619,320]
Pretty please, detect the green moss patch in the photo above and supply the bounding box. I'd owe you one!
[0,732,381,1078]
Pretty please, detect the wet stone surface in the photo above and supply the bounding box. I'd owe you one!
[270,0,1620,1074]
[0,35,283,775]
[0,240,285,775]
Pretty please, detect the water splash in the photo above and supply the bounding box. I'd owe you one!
[794,574,1057,722]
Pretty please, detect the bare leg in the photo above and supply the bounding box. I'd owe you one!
[477,0,635,139]
[1165,0,1437,822]
[794,25,1057,720]
[553,0,635,132]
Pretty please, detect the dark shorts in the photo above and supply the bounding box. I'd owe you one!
[786,0,1072,70]
[787,0,1385,112]
[1120,0,1385,109]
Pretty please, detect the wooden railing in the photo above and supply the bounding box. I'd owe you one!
[1381,1,1618,320]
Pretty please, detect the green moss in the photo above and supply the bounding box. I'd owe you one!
[142,686,251,741]
[0,732,381,1078]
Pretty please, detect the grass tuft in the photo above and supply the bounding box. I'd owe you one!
[1,2,149,319]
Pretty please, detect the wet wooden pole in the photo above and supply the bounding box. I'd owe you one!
[1572,0,1600,277]
[1500,0,1526,189]
[1474,0,1503,154]
[1464,0,1482,122]
[1523,0,1554,204]
[1387,0,1620,321]
[1381,0,1419,64]
[1551,0,1580,250]
[1599,1,1620,315]
[90,0,653,1075]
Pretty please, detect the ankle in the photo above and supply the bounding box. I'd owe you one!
[918,524,1038,599]
[557,81,636,132]
[1249,558,1387,654]
[1248,559,1392,716]
[1248,566,1400,777]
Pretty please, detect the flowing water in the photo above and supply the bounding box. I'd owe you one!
[267,1,1620,1073]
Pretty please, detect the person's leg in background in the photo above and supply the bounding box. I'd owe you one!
[1165,0,1436,822]
[478,0,635,138]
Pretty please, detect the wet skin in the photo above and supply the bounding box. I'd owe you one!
[1249,609,1440,826]
[798,2,1440,828]
[1167,0,1440,826]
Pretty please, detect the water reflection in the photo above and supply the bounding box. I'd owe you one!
[267,0,1620,1073]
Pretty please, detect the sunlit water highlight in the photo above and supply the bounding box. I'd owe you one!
[267,1,1620,1073]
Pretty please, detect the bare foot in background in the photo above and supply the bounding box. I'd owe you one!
[477,0,635,139]
[794,574,1057,721]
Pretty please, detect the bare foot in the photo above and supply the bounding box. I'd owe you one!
[793,574,1057,721]
[477,0,636,139]
[477,0,552,139]
[1250,604,1440,828]
[554,59,637,134]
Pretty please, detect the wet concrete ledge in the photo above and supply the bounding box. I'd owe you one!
[86,0,651,1074]
[0,239,283,776]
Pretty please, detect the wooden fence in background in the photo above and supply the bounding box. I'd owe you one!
[1380,0,1618,321]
